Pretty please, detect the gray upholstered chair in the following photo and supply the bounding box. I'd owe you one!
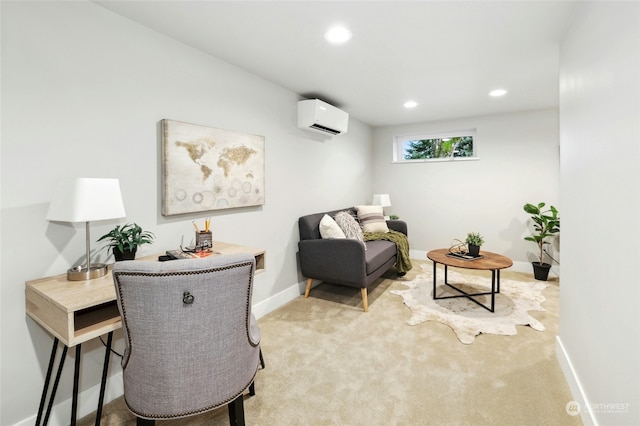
[112,253,262,425]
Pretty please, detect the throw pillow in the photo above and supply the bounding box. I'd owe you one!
[319,214,346,239]
[334,211,365,245]
[355,205,389,233]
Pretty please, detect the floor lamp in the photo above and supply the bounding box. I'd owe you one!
[47,178,126,281]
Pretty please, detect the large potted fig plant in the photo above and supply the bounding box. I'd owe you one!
[523,202,560,281]
[98,223,155,261]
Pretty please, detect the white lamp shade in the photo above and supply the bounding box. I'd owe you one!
[372,194,392,207]
[47,178,126,223]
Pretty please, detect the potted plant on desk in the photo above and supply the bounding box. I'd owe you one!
[465,232,484,256]
[98,223,155,261]
[523,202,560,281]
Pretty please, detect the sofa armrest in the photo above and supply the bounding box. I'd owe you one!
[387,220,407,236]
[298,239,367,286]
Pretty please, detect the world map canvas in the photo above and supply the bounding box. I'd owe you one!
[161,119,265,216]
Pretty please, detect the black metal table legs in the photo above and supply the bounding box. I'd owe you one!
[35,332,114,426]
[432,262,501,312]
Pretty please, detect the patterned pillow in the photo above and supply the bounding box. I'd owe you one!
[355,205,389,233]
[319,214,346,239]
[334,211,365,244]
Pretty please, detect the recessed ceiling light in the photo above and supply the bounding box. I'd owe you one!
[403,100,418,108]
[489,89,508,97]
[324,26,352,44]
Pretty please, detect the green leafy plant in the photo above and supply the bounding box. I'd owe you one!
[523,202,560,265]
[389,214,400,220]
[465,232,484,247]
[97,223,155,255]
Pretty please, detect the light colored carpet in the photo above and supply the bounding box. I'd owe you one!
[391,263,548,344]
[79,259,582,426]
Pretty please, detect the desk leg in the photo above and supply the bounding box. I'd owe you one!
[42,343,69,426]
[36,338,58,425]
[95,332,113,426]
[71,344,82,425]
[36,338,60,426]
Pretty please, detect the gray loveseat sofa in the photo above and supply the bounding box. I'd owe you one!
[298,207,408,312]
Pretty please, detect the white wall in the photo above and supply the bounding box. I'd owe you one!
[0,2,374,425]
[557,2,640,425]
[372,109,560,273]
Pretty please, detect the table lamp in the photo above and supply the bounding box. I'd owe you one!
[47,178,126,281]
[372,193,392,219]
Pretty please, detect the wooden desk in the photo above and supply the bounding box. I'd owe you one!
[26,241,265,425]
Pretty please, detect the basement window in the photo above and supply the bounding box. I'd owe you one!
[393,130,478,163]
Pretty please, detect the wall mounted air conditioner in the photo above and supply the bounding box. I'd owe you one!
[297,99,349,136]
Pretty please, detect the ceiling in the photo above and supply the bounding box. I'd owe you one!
[95,1,578,127]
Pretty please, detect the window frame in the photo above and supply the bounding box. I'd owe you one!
[392,129,478,163]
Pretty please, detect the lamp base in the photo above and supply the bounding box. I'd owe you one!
[67,263,108,281]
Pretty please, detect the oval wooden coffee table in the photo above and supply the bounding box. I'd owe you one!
[427,248,513,312]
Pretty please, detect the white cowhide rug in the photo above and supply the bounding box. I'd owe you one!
[391,264,548,344]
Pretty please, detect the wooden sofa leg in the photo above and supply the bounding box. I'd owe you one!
[304,278,313,298]
[361,288,369,312]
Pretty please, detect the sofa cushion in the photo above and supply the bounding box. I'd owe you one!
[319,214,346,239]
[364,240,397,274]
[355,205,389,233]
[334,211,365,244]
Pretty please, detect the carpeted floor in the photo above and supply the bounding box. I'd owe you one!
[79,259,582,426]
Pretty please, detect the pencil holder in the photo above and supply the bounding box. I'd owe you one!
[195,231,212,249]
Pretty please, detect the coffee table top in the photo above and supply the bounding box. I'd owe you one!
[427,248,513,271]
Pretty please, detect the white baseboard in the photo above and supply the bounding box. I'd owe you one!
[556,336,597,426]
[252,281,305,320]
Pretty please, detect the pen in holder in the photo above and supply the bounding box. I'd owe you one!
[196,231,212,250]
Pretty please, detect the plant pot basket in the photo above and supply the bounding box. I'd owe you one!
[532,262,551,281]
[468,244,480,256]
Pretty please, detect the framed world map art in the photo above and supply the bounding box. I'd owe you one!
[161,119,265,216]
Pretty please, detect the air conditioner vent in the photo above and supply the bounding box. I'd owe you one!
[309,123,341,135]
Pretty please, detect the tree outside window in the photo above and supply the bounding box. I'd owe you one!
[393,130,477,163]
[404,136,474,159]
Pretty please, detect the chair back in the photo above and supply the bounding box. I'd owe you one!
[112,253,260,420]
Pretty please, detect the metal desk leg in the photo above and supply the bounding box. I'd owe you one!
[42,344,69,426]
[36,335,114,426]
[36,338,59,425]
[36,338,61,426]
[71,343,82,425]
[95,332,113,425]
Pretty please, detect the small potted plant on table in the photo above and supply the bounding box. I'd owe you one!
[523,202,560,281]
[98,223,155,261]
[465,232,484,256]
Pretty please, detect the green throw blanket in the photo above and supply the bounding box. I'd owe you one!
[363,230,413,274]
